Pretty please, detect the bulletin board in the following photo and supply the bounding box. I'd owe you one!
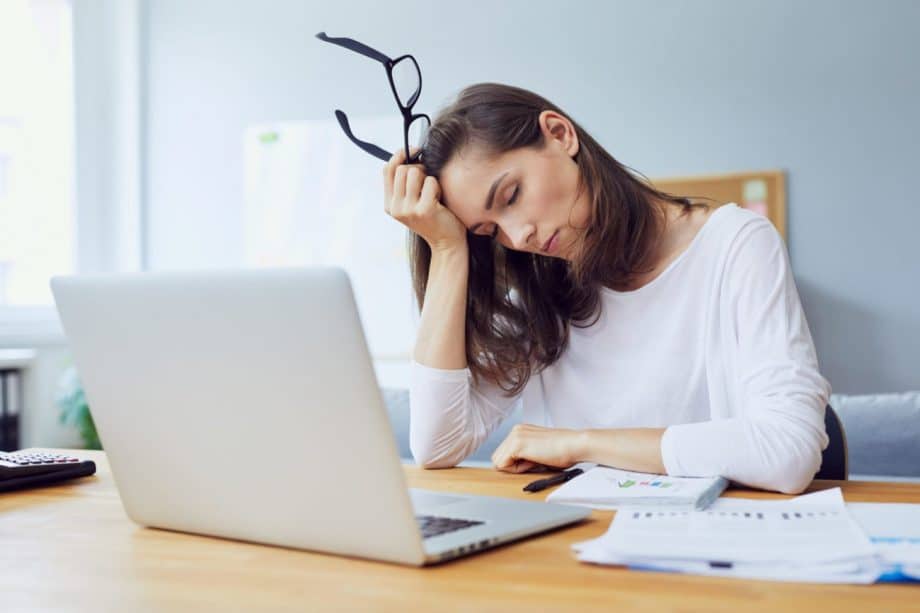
[649,169,787,239]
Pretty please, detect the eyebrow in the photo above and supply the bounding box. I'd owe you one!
[469,171,510,233]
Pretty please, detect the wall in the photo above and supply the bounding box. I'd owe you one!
[20,0,919,448]
[18,0,920,449]
[142,0,920,395]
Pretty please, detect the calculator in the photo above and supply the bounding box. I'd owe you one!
[0,450,97,492]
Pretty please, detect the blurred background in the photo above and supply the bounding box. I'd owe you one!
[0,1,917,472]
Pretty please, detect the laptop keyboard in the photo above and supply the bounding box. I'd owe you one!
[416,515,484,539]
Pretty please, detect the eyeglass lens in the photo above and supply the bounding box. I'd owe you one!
[407,115,430,152]
[391,57,421,109]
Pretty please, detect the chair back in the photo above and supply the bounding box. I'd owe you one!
[815,404,849,480]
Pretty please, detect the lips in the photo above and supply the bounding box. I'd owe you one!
[542,231,558,254]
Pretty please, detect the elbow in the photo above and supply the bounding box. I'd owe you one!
[411,446,458,470]
[780,446,824,494]
[748,404,827,494]
[755,439,824,495]
[739,418,825,494]
[416,458,457,470]
[408,397,479,469]
[765,464,816,495]
[409,434,463,469]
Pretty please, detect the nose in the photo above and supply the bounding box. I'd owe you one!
[504,222,536,251]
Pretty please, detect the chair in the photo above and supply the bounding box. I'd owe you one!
[830,391,920,479]
[814,404,849,480]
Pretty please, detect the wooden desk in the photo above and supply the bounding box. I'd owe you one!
[2,449,917,611]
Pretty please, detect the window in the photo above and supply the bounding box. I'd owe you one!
[0,0,74,308]
[243,117,419,361]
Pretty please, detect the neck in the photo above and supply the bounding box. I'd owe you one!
[618,199,688,290]
[652,199,690,262]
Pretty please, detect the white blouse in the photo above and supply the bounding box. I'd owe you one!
[408,203,831,494]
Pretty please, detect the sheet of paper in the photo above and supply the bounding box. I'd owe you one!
[578,487,875,565]
[576,547,881,584]
[847,502,920,579]
[546,465,726,510]
[571,487,917,584]
[571,487,846,554]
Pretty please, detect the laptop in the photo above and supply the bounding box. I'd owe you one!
[50,267,589,565]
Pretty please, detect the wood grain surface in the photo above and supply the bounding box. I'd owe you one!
[2,449,917,612]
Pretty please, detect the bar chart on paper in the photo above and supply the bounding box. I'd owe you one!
[546,466,728,510]
[612,476,676,491]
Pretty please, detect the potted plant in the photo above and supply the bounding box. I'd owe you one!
[56,365,101,450]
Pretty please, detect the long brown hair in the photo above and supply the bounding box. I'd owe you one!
[411,83,709,395]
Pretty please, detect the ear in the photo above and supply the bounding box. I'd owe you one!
[539,110,579,159]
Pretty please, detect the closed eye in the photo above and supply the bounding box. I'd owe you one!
[507,185,519,206]
[489,186,520,239]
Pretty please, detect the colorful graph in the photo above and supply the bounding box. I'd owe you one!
[617,478,674,489]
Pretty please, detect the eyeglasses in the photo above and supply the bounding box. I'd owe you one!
[316,32,430,165]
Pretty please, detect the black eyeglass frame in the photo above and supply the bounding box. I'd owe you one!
[316,32,430,165]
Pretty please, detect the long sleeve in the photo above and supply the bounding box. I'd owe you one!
[660,218,831,494]
[408,361,522,468]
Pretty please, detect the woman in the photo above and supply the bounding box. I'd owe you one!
[381,83,830,494]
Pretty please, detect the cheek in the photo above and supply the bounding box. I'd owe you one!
[543,172,581,223]
[570,194,592,228]
[530,176,569,218]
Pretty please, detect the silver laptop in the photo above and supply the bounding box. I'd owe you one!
[51,267,589,566]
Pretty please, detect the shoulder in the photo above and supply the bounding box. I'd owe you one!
[708,203,777,239]
[704,203,786,265]
[708,206,797,312]
[688,204,792,306]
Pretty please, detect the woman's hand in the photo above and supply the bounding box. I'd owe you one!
[491,424,587,473]
[382,147,468,253]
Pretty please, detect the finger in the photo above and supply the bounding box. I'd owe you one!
[392,165,408,201]
[491,442,509,470]
[491,430,515,467]
[419,175,441,209]
[510,460,539,474]
[404,166,425,202]
[384,149,409,201]
[386,147,408,175]
[383,166,392,210]
[492,436,524,472]
[383,166,392,215]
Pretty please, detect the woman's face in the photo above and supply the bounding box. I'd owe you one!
[438,111,591,260]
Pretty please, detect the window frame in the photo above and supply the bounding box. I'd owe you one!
[0,0,146,344]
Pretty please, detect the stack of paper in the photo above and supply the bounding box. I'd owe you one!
[546,465,727,511]
[573,488,886,584]
[847,502,920,582]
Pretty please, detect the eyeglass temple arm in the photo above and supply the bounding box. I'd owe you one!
[315,32,392,65]
[334,110,392,162]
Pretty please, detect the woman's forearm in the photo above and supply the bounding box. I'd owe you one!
[413,246,469,370]
[577,428,667,474]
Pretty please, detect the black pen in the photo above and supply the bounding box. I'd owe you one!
[523,468,584,493]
